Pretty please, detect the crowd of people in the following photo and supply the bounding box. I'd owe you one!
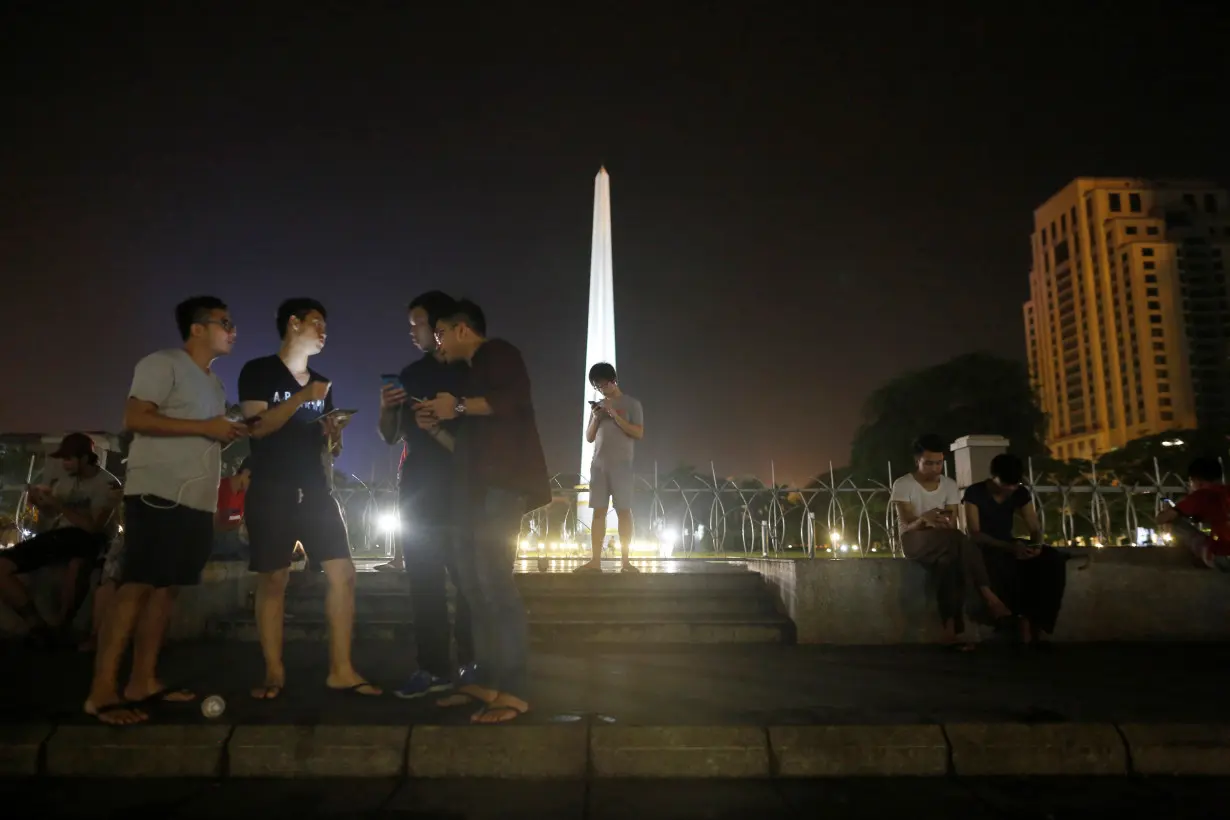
[3,293,1229,721]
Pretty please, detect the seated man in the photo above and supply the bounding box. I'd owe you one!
[1157,456,1230,571]
[0,433,121,645]
[962,453,1069,646]
[891,434,1011,650]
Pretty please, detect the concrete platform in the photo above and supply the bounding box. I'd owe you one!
[3,641,1230,778]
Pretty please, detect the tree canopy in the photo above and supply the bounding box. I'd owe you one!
[849,352,1046,478]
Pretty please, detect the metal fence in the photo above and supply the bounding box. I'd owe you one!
[518,459,1192,559]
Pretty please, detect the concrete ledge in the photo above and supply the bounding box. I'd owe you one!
[590,726,770,778]
[1121,723,1230,776]
[770,725,948,777]
[45,724,229,776]
[947,723,1127,776]
[0,724,53,775]
[228,725,408,777]
[409,724,587,778]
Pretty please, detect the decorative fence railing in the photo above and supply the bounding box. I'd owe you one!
[1,458,1195,559]
[517,460,1192,559]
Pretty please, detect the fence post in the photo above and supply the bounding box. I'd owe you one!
[950,435,1010,492]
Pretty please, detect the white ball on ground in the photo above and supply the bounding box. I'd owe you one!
[201,695,226,719]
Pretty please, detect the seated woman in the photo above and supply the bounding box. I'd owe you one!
[891,435,1012,651]
[962,453,1068,646]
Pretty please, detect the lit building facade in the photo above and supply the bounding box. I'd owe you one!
[1024,178,1230,460]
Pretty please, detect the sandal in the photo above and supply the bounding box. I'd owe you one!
[471,703,528,724]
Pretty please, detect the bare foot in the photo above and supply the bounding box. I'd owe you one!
[472,691,529,724]
[326,671,382,696]
[251,680,285,700]
[573,560,602,573]
[620,562,640,573]
[84,697,148,726]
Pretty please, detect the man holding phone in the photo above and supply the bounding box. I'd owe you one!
[378,290,475,700]
[238,298,378,701]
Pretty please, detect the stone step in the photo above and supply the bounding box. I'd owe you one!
[208,614,792,644]
[311,568,768,595]
[282,589,774,619]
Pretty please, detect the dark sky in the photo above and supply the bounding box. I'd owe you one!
[3,4,1227,484]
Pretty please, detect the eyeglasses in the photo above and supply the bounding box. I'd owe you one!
[204,319,236,332]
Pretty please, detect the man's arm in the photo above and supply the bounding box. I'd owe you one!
[423,342,530,420]
[241,386,328,439]
[378,404,403,445]
[892,500,938,533]
[1019,503,1045,543]
[585,408,601,443]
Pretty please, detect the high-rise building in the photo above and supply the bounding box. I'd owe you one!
[1024,178,1230,460]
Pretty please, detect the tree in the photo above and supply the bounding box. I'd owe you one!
[849,352,1046,479]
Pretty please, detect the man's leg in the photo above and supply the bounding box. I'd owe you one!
[80,579,117,652]
[470,489,530,723]
[0,553,48,636]
[610,463,637,571]
[396,526,455,697]
[85,580,153,723]
[0,531,81,639]
[252,568,290,698]
[124,586,195,702]
[576,467,610,571]
[306,492,379,695]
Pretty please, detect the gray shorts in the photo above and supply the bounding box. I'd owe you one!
[590,462,634,509]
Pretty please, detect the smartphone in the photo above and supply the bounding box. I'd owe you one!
[320,408,359,421]
[380,374,403,390]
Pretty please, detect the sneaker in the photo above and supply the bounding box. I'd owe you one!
[393,670,453,700]
[457,663,478,687]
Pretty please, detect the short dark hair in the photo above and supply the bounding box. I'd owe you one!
[990,453,1025,485]
[443,298,487,337]
[1188,457,1223,483]
[912,434,948,457]
[589,362,617,385]
[407,291,456,329]
[276,298,327,339]
[174,296,228,341]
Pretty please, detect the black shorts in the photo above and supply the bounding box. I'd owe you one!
[120,495,214,588]
[0,528,106,575]
[245,483,351,574]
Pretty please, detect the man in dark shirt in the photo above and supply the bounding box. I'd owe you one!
[378,290,474,699]
[239,298,379,700]
[417,299,550,724]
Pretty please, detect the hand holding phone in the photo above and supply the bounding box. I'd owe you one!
[380,374,407,409]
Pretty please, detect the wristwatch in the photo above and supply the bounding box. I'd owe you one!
[455,398,467,416]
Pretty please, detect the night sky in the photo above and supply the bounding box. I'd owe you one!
[3,5,1227,484]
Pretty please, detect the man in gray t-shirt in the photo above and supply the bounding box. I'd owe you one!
[577,362,645,573]
[85,295,249,727]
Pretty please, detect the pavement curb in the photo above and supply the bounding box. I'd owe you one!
[3,721,1226,778]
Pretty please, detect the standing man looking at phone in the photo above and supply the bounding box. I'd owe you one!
[238,298,378,701]
[576,363,644,573]
[378,290,475,699]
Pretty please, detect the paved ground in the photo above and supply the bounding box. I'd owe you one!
[3,639,1230,726]
[3,776,1230,818]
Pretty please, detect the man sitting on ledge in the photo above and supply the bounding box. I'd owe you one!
[890,434,1012,650]
[963,453,1069,647]
[1156,456,1230,572]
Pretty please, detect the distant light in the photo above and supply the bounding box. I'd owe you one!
[829,530,842,544]
[660,528,678,544]
[839,544,849,552]
[377,512,400,533]
[1162,439,1185,447]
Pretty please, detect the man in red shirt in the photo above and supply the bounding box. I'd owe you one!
[1157,457,1230,571]
[213,460,251,559]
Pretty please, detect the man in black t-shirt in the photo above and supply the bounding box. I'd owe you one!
[238,298,379,700]
[378,291,475,700]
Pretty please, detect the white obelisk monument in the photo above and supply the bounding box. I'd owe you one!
[577,167,616,533]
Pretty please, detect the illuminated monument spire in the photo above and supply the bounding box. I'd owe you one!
[578,167,616,532]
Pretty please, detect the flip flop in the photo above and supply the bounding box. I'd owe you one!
[251,684,284,700]
[471,703,528,724]
[136,688,197,704]
[330,682,382,697]
[84,701,148,725]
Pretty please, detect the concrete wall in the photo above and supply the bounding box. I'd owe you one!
[0,560,254,641]
[749,548,1230,644]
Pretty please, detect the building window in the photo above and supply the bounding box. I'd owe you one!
[1157,370,1169,378]
[1145,274,1158,283]
[1126,226,1138,235]
[1148,301,1161,310]
[1060,213,1067,233]
[1146,287,1158,296]
[1150,315,1163,323]
[1153,342,1164,351]
[1147,226,1159,236]
[1160,398,1172,407]
[1142,248,1154,257]
[1129,193,1142,212]
[1144,261,1156,270]
[1109,193,1122,213]
[1159,384,1171,393]
[1161,411,1174,421]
